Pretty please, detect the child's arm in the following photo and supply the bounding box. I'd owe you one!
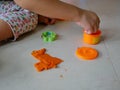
[14,0,100,34]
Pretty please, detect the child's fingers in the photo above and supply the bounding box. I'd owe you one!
[96,16,100,29]
[94,20,100,33]
[85,25,94,34]
[93,25,98,33]
[86,23,99,34]
[49,19,56,24]
[90,19,100,33]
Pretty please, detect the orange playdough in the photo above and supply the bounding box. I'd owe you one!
[76,47,98,60]
[31,48,63,72]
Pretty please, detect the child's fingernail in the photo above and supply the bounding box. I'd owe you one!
[85,30,91,34]
[87,32,91,34]
[85,30,88,33]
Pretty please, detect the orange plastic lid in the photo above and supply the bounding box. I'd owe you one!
[76,47,98,60]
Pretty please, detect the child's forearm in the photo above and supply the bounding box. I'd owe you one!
[14,0,100,34]
[14,0,83,21]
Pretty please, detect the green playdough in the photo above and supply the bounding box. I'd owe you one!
[41,31,57,42]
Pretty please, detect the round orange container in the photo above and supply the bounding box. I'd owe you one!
[83,30,101,44]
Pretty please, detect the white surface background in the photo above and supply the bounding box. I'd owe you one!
[0,0,120,90]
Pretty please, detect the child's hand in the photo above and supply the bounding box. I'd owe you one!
[38,15,56,25]
[77,10,100,34]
